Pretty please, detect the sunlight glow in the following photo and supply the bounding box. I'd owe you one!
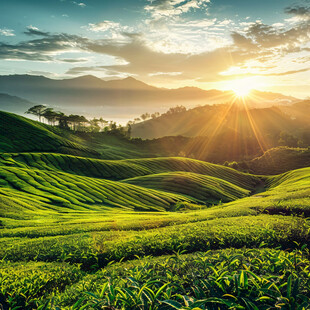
[229,78,255,97]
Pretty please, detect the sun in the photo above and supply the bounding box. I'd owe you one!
[233,85,252,97]
[229,78,255,97]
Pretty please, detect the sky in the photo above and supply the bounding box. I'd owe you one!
[1,0,310,97]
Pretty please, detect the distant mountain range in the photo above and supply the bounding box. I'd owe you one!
[0,93,35,114]
[0,74,299,118]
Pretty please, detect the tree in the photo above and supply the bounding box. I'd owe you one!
[57,112,69,129]
[89,118,100,132]
[151,112,160,119]
[140,113,150,121]
[127,123,132,138]
[278,131,298,147]
[25,105,47,122]
[42,108,58,125]
[99,117,108,130]
[166,105,186,115]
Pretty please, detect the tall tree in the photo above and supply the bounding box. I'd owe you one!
[25,105,47,122]
[43,108,58,125]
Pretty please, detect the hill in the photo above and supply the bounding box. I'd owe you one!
[0,111,99,157]
[0,111,165,159]
[0,93,35,114]
[132,102,310,139]
[0,74,298,118]
[0,110,310,308]
[0,159,310,308]
[247,147,310,175]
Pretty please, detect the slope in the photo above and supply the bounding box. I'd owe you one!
[247,147,310,175]
[0,111,98,157]
[122,172,250,205]
[0,93,35,114]
[0,111,161,160]
[0,164,202,218]
[0,153,260,189]
[131,103,299,139]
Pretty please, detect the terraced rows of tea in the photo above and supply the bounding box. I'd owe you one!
[0,112,310,309]
[0,153,262,215]
[0,111,98,156]
[123,172,250,204]
[0,152,259,186]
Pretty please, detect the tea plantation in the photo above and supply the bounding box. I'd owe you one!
[0,112,310,309]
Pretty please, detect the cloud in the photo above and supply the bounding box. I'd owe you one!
[0,32,87,61]
[24,25,50,36]
[66,66,126,77]
[2,3,310,86]
[148,71,182,76]
[26,70,59,78]
[145,0,210,18]
[0,28,15,37]
[81,33,260,82]
[264,67,310,76]
[72,1,86,7]
[285,5,310,18]
[85,21,121,32]
[234,18,310,52]
[61,58,88,63]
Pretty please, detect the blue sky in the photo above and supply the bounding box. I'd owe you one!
[1,0,310,97]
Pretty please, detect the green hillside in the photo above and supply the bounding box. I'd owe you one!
[0,153,259,186]
[123,172,251,204]
[0,111,98,156]
[0,110,310,309]
[248,146,310,175]
[131,103,301,139]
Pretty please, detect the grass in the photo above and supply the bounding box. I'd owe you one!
[0,112,310,309]
[0,165,204,215]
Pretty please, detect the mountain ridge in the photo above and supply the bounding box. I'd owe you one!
[0,74,299,118]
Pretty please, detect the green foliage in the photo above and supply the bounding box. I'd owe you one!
[248,146,310,175]
[0,111,98,156]
[1,110,310,309]
[49,248,310,309]
[0,262,83,309]
[123,172,250,204]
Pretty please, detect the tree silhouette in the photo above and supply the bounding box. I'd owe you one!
[43,108,58,125]
[25,105,47,122]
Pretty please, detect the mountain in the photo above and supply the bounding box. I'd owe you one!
[0,93,35,114]
[0,74,298,117]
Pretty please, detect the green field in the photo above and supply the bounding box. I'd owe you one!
[0,112,310,309]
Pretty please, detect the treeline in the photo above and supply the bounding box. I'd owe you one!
[25,105,131,137]
[129,105,187,125]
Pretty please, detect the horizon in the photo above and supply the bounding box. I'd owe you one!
[1,0,310,99]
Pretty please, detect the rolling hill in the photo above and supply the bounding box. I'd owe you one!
[247,147,310,175]
[0,109,310,309]
[0,111,99,157]
[132,101,310,139]
[0,111,165,160]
